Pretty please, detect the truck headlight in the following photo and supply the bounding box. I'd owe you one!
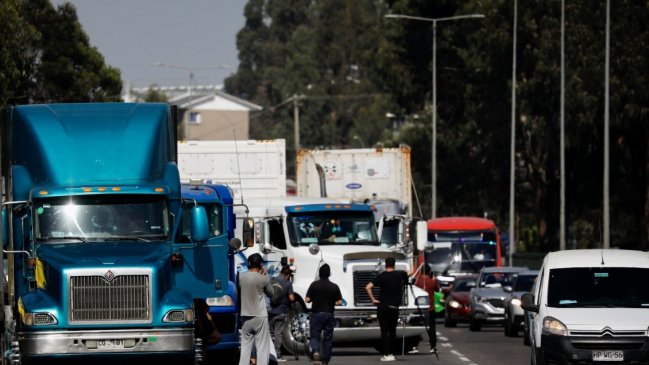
[23,312,58,326]
[511,298,522,307]
[415,296,429,306]
[163,309,193,323]
[542,316,568,336]
[206,295,234,306]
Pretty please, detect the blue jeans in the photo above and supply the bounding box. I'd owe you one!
[309,312,335,363]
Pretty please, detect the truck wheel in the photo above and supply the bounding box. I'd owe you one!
[282,301,310,356]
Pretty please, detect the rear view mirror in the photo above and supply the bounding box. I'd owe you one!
[416,221,427,252]
[242,218,255,247]
[521,292,538,313]
[190,205,209,242]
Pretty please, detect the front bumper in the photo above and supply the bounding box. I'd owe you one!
[539,333,649,365]
[472,302,505,322]
[331,308,427,342]
[19,327,194,356]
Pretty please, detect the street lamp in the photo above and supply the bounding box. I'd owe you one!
[385,13,485,219]
[154,62,229,139]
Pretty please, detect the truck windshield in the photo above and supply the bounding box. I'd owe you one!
[34,195,170,242]
[548,267,649,308]
[287,211,379,246]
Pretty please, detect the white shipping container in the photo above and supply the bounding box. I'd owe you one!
[178,139,286,203]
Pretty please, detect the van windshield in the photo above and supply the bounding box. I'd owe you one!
[548,267,649,308]
[287,211,379,246]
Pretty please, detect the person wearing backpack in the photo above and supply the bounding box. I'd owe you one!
[268,265,295,362]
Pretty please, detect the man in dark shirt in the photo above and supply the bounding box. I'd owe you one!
[269,266,295,362]
[365,257,410,362]
[305,264,342,365]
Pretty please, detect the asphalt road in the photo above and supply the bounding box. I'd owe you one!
[238,320,530,365]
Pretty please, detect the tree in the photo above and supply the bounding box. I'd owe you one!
[0,0,122,107]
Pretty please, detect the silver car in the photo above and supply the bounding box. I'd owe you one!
[503,270,538,337]
[468,266,528,331]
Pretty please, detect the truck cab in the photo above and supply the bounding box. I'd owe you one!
[235,197,429,354]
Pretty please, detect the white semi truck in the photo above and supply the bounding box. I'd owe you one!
[296,145,418,255]
[177,140,429,354]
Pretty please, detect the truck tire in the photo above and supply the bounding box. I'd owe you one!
[282,301,310,356]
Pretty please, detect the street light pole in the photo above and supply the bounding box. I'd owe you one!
[509,0,518,265]
[385,13,485,219]
[603,0,610,248]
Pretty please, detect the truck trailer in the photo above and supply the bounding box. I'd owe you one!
[177,140,429,355]
[0,103,232,364]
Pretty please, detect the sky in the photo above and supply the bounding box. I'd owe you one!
[50,0,246,89]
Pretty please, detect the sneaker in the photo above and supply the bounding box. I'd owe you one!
[430,347,438,353]
[408,347,419,354]
[277,356,287,362]
[380,355,396,362]
[313,352,321,365]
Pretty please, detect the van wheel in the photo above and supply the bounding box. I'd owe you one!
[282,302,310,356]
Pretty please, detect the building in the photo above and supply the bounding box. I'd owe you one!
[124,84,262,141]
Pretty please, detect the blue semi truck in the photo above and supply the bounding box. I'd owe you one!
[0,103,239,364]
[178,181,240,355]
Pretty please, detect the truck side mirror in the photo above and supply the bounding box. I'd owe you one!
[242,218,255,247]
[416,221,427,252]
[190,205,209,242]
[229,237,242,251]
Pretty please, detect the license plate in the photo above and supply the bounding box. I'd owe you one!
[97,339,125,350]
[592,350,624,361]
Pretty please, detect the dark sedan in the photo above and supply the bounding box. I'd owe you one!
[443,277,476,327]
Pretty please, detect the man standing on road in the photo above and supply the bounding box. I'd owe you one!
[305,263,342,365]
[239,253,274,365]
[365,257,409,362]
[269,265,295,362]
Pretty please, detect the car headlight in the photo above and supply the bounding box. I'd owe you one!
[206,295,234,306]
[472,295,488,303]
[448,299,461,309]
[511,298,522,307]
[542,316,568,336]
[416,296,429,306]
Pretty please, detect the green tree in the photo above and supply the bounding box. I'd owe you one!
[0,0,122,107]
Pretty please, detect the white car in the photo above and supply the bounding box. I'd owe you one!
[522,249,649,365]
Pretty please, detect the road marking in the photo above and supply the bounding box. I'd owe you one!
[450,348,478,365]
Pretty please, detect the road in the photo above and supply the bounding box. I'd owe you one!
[236,320,530,365]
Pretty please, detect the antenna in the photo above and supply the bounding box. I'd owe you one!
[233,129,245,207]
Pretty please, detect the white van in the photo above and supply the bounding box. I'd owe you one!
[522,249,649,365]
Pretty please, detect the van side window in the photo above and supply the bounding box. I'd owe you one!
[268,220,286,249]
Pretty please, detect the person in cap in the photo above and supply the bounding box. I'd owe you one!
[305,264,342,365]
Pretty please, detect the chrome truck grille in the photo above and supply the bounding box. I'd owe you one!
[353,270,408,306]
[69,273,151,323]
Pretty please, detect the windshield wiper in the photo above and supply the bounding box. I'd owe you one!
[42,236,89,243]
[114,236,152,242]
